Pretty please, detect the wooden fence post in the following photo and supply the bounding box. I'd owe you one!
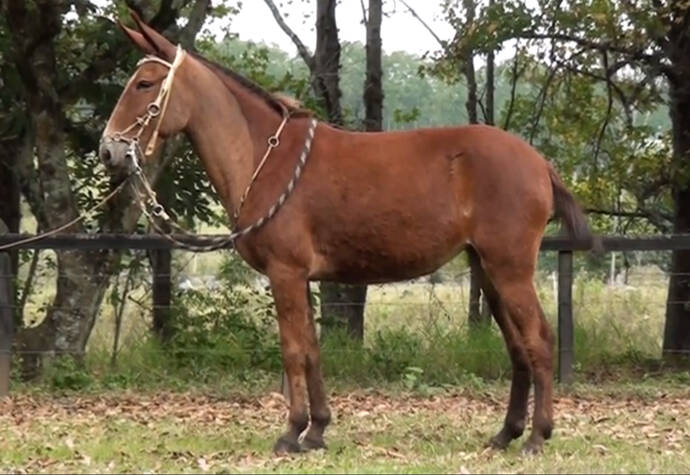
[151,249,173,343]
[0,252,13,397]
[557,250,574,385]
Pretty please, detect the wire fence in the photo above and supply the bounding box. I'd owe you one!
[2,235,690,399]
[2,264,687,356]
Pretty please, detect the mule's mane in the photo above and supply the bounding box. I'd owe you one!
[189,51,311,118]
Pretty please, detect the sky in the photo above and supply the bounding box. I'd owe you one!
[217,1,454,58]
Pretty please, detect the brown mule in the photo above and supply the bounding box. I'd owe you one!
[100,13,594,455]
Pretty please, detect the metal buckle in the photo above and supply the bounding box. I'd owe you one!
[152,204,164,217]
[268,136,279,148]
[147,103,161,117]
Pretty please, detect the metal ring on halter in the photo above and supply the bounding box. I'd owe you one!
[152,204,164,217]
[147,103,161,117]
[268,136,279,147]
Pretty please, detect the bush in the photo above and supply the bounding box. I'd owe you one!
[168,284,282,374]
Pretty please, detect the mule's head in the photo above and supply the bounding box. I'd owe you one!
[100,12,192,175]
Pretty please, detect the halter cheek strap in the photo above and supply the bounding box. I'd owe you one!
[103,45,186,160]
[143,48,186,156]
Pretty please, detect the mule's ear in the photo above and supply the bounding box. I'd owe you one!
[117,19,156,55]
[129,9,177,62]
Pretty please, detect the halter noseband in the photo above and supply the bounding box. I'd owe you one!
[103,45,186,162]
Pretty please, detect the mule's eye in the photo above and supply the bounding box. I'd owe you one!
[136,80,154,90]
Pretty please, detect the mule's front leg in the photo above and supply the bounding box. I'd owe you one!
[269,267,328,454]
[300,286,331,451]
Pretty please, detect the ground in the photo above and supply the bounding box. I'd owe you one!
[2,383,689,473]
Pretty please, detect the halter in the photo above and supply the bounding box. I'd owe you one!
[99,44,319,252]
[102,45,187,160]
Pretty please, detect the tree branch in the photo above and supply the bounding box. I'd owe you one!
[529,65,558,145]
[262,0,315,72]
[517,31,672,77]
[585,207,671,232]
[360,0,368,28]
[593,50,614,165]
[502,41,524,131]
[178,0,211,48]
[400,0,445,48]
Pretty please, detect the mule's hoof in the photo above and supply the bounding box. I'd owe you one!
[487,432,513,451]
[273,436,302,455]
[520,438,544,455]
[301,435,327,451]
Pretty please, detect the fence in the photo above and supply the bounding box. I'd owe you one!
[0,232,689,397]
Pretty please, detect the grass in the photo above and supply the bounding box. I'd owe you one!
[12,257,680,395]
[9,250,690,472]
[2,383,690,473]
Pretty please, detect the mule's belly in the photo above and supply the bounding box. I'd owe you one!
[308,220,469,284]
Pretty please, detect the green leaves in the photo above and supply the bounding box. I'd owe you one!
[432,0,674,235]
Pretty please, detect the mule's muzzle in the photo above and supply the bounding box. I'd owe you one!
[99,138,134,171]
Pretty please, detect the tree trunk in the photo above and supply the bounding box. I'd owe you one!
[5,0,112,375]
[4,0,210,377]
[313,0,343,126]
[462,0,478,125]
[316,0,367,340]
[461,0,488,326]
[150,248,173,342]
[485,0,495,127]
[662,17,690,362]
[0,143,21,273]
[363,0,384,132]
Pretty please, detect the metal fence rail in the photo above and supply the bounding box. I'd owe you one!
[1,232,689,397]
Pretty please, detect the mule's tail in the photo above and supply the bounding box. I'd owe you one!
[547,163,598,250]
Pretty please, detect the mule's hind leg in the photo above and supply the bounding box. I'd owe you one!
[269,265,324,454]
[478,250,555,454]
[300,286,332,451]
[468,250,531,449]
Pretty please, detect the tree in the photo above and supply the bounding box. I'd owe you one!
[441,0,687,358]
[263,0,368,340]
[0,0,215,376]
[363,0,384,133]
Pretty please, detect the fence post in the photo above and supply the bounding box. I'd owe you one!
[0,252,13,397]
[151,249,173,342]
[557,250,574,385]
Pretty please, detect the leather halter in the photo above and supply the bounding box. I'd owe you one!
[101,45,186,159]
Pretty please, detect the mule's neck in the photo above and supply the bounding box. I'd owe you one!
[183,60,285,220]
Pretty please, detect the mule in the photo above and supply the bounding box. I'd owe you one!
[100,12,594,455]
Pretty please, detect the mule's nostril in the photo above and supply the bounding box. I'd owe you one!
[100,145,112,165]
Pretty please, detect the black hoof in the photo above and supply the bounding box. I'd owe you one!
[521,437,544,455]
[301,435,327,451]
[273,436,302,455]
[487,432,513,451]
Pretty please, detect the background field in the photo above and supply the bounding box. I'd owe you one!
[2,382,689,474]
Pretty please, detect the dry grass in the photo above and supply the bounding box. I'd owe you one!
[2,386,689,473]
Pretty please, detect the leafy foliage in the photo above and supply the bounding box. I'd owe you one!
[428,0,674,239]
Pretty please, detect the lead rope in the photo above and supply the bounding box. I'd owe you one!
[0,178,130,251]
[131,117,318,252]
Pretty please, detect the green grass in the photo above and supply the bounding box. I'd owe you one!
[10,251,690,472]
[12,261,678,395]
[2,384,689,473]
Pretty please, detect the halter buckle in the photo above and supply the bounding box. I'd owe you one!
[152,204,164,217]
[147,103,161,117]
[268,136,279,148]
